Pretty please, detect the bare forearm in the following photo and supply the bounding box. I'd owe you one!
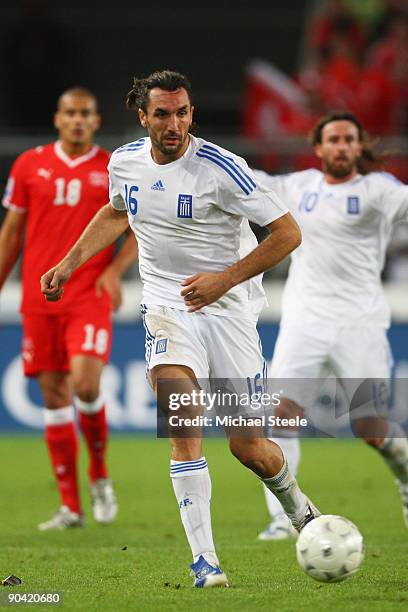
[60,204,129,275]
[227,213,301,288]
[0,214,25,290]
[0,235,21,290]
[41,205,129,302]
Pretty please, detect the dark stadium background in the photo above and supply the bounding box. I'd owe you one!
[0,1,307,133]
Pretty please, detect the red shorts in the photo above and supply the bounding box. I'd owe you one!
[22,301,112,377]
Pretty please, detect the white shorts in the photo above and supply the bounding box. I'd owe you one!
[142,304,266,383]
[270,323,393,418]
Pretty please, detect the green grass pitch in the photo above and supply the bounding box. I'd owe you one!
[0,436,407,611]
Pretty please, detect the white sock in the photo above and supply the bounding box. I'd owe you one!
[262,455,309,528]
[263,437,300,520]
[378,422,408,484]
[75,395,104,414]
[170,457,219,566]
[43,405,75,425]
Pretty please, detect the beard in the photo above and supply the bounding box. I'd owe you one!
[325,158,356,178]
[157,139,184,156]
[151,131,188,158]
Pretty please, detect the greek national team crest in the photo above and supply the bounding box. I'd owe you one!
[155,338,168,354]
[347,196,360,215]
[177,194,193,218]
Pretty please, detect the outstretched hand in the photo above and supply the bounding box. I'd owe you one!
[180,271,233,312]
[40,263,72,302]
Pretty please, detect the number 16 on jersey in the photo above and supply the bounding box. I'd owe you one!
[124,184,138,215]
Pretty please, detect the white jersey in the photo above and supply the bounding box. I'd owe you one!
[254,168,408,328]
[109,135,287,320]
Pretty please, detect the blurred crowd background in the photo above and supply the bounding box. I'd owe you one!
[1,0,407,281]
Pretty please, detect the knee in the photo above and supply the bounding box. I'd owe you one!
[74,378,100,403]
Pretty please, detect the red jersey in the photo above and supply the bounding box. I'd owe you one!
[2,142,113,314]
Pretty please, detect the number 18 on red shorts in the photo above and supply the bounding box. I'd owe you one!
[22,307,112,376]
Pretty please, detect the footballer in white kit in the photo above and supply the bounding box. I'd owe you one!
[259,168,405,381]
[254,112,408,541]
[41,71,322,588]
[108,134,279,380]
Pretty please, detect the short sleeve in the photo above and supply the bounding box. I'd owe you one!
[376,173,408,224]
[211,153,288,226]
[2,152,31,213]
[108,158,127,211]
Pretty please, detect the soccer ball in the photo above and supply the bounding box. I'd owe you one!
[296,515,364,583]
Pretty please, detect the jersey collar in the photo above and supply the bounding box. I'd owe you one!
[54,141,99,168]
[320,173,363,190]
[147,136,194,169]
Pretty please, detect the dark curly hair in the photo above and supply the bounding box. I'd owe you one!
[126,70,193,112]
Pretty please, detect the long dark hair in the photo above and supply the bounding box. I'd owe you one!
[309,111,385,174]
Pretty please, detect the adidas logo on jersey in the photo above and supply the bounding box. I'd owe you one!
[151,180,165,191]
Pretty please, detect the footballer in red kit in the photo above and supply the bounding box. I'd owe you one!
[0,88,137,530]
[5,142,115,375]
